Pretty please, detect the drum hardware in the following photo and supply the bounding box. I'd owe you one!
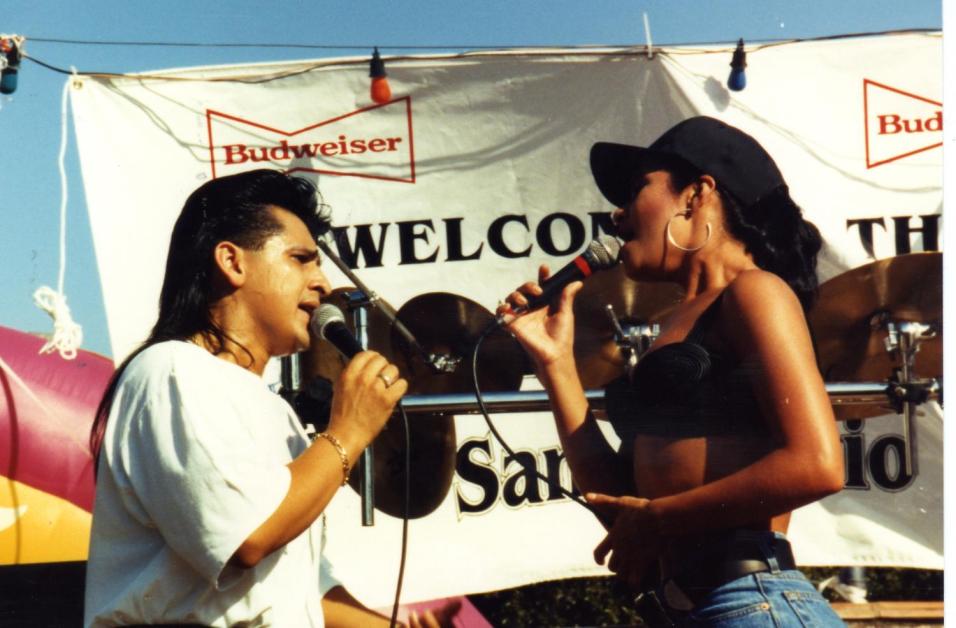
[809,252,942,477]
[809,252,941,411]
[317,238,458,375]
[326,288,378,526]
[603,303,659,379]
[390,292,527,395]
[393,382,941,415]
[315,239,463,523]
[301,289,528,520]
[314,289,463,522]
[883,320,937,477]
[573,264,684,388]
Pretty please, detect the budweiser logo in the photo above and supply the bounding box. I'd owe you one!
[206,97,415,182]
[863,79,942,169]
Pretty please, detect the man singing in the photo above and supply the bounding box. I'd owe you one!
[85,170,451,627]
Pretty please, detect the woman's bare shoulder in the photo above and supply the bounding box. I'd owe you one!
[722,270,802,316]
[719,269,810,353]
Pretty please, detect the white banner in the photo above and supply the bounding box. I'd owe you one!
[654,32,943,279]
[71,33,942,605]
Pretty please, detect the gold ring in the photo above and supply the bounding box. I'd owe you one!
[377,372,394,387]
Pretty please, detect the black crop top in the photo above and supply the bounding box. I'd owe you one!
[604,293,768,447]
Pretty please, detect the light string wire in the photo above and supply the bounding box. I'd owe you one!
[26,27,939,51]
[19,28,940,83]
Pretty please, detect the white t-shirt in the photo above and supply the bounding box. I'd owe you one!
[85,341,338,627]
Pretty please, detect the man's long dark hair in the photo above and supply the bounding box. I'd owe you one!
[90,169,330,471]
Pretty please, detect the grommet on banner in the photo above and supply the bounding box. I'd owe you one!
[71,65,83,90]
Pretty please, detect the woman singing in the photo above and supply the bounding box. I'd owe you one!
[500,117,846,626]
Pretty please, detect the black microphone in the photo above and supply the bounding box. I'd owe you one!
[518,235,622,313]
[310,304,363,358]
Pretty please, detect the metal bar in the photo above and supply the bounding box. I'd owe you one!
[394,381,939,417]
[279,354,301,395]
[353,305,375,527]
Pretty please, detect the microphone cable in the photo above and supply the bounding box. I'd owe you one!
[388,401,411,628]
[470,321,607,522]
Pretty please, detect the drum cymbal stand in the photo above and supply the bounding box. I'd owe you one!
[336,290,377,526]
[316,237,461,526]
[604,304,658,380]
[883,320,937,477]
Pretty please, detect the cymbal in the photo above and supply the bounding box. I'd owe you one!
[298,287,454,519]
[371,291,526,518]
[809,252,942,418]
[348,412,457,519]
[390,292,528,395]
[573,265,685,388]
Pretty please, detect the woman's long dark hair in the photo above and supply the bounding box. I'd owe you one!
[663,158,822,312]
[90,169,331,470]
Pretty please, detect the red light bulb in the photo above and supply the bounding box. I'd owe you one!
[369,47,392,104]
[370,76,392,104]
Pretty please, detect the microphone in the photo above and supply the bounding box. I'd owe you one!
[311,304,363,358]
[519,235,622,313]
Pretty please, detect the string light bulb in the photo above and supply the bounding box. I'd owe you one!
[1,36,23,95]
[727,38,747,92]
[369,47,392,104]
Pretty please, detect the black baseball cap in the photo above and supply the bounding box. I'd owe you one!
[590,116,786,209]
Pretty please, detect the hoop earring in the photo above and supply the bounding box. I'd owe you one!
[666,216,712,252]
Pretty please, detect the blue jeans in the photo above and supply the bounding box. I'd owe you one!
[680,570,846,626]
[641,532,846,627]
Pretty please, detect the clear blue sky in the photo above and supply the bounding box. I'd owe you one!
[0,1,943,357]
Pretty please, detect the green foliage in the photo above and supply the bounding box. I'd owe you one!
[469,576,641,627]
[468,569,943,627]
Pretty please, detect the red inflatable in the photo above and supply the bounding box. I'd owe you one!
[0,325,113,564]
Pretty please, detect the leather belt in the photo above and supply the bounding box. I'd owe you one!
[669,535,797,607]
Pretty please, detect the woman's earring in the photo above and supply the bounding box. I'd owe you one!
[666,214,712,252]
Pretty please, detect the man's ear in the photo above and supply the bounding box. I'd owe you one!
[212,241,246,288]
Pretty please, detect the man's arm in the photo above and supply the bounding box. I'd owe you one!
[232,351,406,568]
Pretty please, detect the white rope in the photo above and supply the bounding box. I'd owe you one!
[33,77,82,360]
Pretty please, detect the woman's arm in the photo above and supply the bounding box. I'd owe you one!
[503,267,631,498]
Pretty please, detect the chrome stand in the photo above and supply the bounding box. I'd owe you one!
[884,321,936,477]
[342,290,376,527]
[604,304,659,379]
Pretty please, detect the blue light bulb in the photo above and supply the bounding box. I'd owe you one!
[727,38,747,92]
[0,67,18,95]
[727,66,746,92]
[1,38,21,95]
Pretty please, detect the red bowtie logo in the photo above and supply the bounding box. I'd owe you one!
[864,79,942,169]
[206,97,416,183]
